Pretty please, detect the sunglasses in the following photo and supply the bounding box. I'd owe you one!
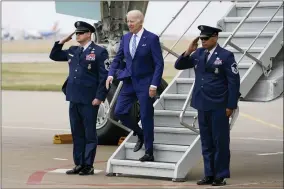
[76,31,87,35]
[200,37,210,41]
[200,34,217,41]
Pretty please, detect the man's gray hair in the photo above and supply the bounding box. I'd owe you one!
[126,9,144,23]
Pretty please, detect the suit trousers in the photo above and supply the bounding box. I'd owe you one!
[198,108,230,178]
[69,102,99,166]
[114,77,155,155]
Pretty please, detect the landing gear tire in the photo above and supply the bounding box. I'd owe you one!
[96,78,168,145]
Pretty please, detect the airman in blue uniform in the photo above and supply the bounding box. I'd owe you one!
[175,25,241,186]
[49,21,109,176]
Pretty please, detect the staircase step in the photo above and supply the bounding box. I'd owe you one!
[154,109,197,128]
[175,78,195,94]
[128,127,199,145]
[125,142,189,163]
[163,94,193,111]
[233,2,283,17]
[218,32,276,48]
[219,16,283,32]
[225,47,264,62]
[110,159,175,178]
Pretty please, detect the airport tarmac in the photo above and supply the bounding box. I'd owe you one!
[1,90,283,188]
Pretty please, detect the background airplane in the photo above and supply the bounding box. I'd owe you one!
[1,27,15,41]
[23,21,60,40]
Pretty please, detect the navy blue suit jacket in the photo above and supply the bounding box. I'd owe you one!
[49,41,109,104]
[108,29,164,87]
[175,44,241,111]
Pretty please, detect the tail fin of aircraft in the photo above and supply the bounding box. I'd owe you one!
[52,21,59,32]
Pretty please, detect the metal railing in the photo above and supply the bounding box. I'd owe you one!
[177,2,212,134]
[106,81,131,132]
[163,1,211,60]
[223,0,283,77]
[179,1,268,132]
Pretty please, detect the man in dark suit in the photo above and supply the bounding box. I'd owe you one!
[49,21,109,175]
[106,10,164,162]
[175,25,240,186]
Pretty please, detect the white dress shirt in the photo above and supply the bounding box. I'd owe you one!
[129,27,144,52]
[81,40,92,52]
[206,44,218,62]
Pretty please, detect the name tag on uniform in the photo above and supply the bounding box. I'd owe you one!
[68,53,74,57]
[86,53,96,61]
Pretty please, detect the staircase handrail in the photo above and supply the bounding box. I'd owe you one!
[163,1,211,60]
[179,1,262,132]
[235,1,283,77]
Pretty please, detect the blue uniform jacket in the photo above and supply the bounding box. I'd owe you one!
[108,29,164,87]
[175,44,241,111]
[49,41,109,104]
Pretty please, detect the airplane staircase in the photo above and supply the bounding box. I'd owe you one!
[106,1,283,181]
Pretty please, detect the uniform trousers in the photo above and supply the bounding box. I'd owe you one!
[198,108,230,178]
[69,102,99,166]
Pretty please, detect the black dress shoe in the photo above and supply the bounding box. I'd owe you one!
[139,154,154,162]
[79,166,94,175]
[66,165,84,175]
[133,137,144,152]
[196,176,214,185]
[212,178,226,186]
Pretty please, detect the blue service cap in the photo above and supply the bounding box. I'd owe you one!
[198,25,222,37]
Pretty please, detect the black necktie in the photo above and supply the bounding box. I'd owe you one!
[204,50,210,64]
[78,47,84,56]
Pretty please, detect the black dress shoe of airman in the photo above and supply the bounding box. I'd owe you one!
[212,178,226,186]
[196,176,214,185]
[139,154,154,162]
[79,165,94,175]
[66,165,84,175]
[133,137,144,152]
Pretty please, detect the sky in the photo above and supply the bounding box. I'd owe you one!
[1,1,233,36]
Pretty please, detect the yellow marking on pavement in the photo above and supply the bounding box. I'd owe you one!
[240,112,283,131]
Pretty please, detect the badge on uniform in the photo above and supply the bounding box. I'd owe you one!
[88,64,91,70]
[214,68,219,74]
[231,62,239,74]
[104,58,110,71]
[86,53,96,61]
[214,57,222,65]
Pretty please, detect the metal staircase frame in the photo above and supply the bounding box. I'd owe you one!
[106,0,283,181]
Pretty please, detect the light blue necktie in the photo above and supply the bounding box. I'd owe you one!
[131,34,137,58]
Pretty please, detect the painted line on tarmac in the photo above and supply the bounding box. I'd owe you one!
[49,168,103,174]
[240,112,283,131]
[257,152,283,156]
[26,181,284,188]
[232,137,283,142]
[26,160,107,185]
[1,126,70,131]
[53,158,68,161]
